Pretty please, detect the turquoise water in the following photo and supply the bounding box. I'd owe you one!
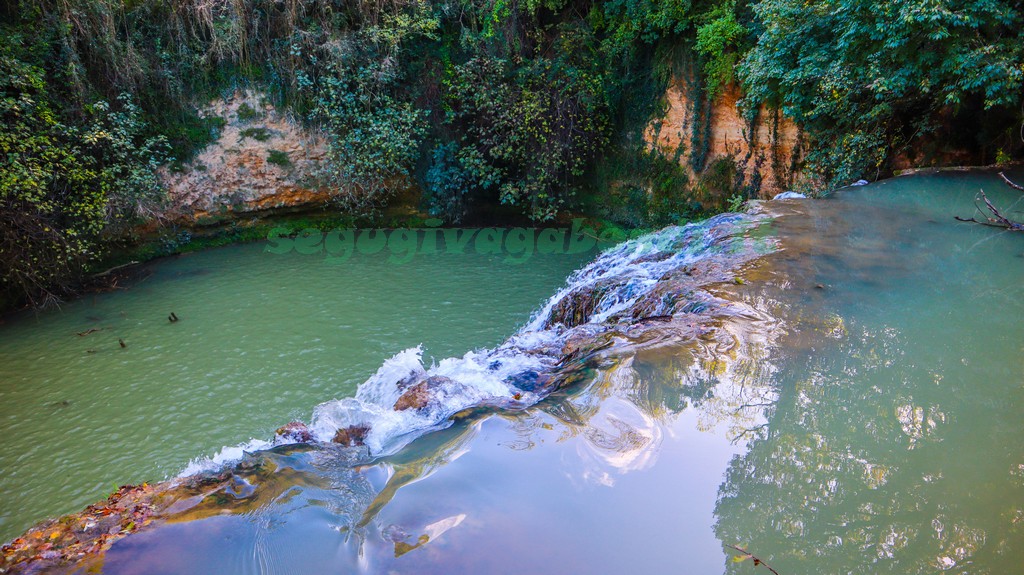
[4,170,1024,574]
[0,239,595,543]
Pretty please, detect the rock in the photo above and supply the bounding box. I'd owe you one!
[505,370,551,393]
[394,376,454,411]
[332,424,370,447]
[645,82,804,199]
[394,381,431,411]
[544,281,618,328]
[274,421,313,443]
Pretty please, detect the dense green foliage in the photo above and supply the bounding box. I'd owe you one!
[0,44,167,307]
[1,0,1022,306]
[740,0,1024,187]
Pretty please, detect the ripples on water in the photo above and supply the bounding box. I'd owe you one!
[0,241,595,543]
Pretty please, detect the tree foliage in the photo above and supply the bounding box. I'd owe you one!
[0,46,167,306]
[2,0,1024,305]
[739,0,1024,188]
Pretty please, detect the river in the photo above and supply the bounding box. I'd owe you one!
[2,169,1022,574]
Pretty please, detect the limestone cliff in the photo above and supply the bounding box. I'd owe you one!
[645,81,804,197]
[160,90,334,226]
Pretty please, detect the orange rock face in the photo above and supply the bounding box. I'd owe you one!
[160,90,334,225]
[645,81,805,197]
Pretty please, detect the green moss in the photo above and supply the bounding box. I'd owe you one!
[236,103,261,122]
[240,127,272,142]
[267,150,291,168]
[163,115,226,161]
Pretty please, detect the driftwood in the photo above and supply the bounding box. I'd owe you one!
[954,173,1024,231]
[999,172,1024,191]
[954,189,1024,231]
[91,261,140,278]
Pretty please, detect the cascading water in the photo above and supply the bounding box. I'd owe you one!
[182,210,778,472]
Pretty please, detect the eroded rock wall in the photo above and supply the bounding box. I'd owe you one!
[645,81,804,197]
[161,90,333,226]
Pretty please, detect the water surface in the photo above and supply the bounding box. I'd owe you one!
[0,239,595,542]
[4,170,1024,574]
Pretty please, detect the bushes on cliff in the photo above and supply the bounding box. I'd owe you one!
[0,47,167,307]
[313,19,434,212]
[430,54,611,221]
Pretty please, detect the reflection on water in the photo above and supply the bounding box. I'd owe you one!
[714,171,1024,574]
[716,315,1024,574]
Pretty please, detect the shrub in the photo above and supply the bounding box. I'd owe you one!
[267,150,291,168]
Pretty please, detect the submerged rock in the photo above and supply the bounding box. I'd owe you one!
[505,370,551,392]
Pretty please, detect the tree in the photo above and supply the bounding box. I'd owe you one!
[739,0,1024,188]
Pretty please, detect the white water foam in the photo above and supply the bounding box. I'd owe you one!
[178,212,769,475]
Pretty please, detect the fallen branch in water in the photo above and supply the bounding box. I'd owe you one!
[91,261,140,278]
[954,189,1024,231]
[999,172,1024,191]
[726,545,781,575]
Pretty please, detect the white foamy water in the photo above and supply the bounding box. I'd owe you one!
[181,212,772,473]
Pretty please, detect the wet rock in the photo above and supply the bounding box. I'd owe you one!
[544,280,619,328]
[332,424,370,447]
[225,475,257,499]
[636,315,673,324]
[395,382,431,411]
[275,421,313,443]
[505,370,551,393]
[394,376,454,411]
[772,191,807,200]
[560,326,611,358]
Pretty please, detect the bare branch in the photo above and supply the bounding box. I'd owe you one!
[998,172,1024,191]
[954,189,1024,231]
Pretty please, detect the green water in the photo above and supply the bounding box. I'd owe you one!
[5,170,1024,574]
[0,241,595,543]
